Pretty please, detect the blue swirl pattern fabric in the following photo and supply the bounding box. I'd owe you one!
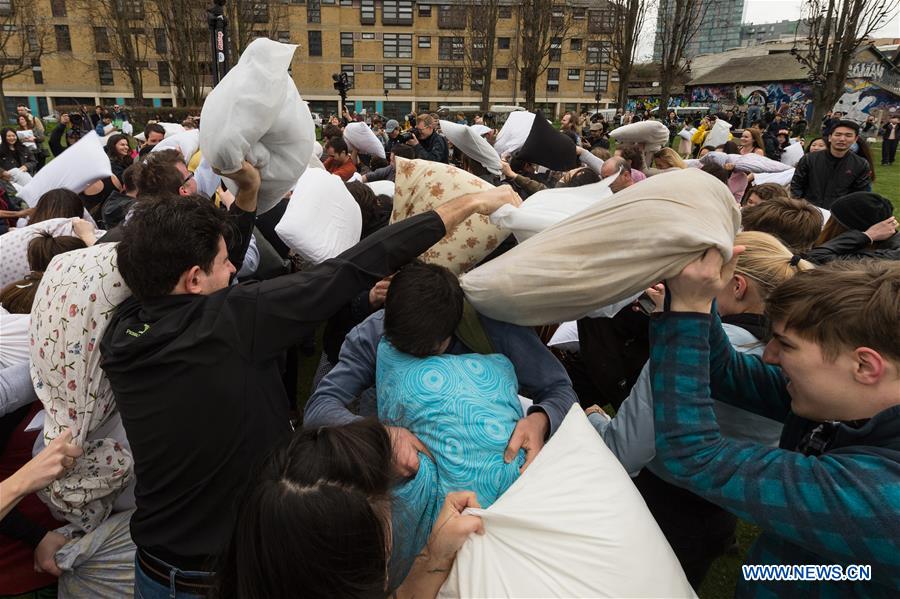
[376,339,524,581]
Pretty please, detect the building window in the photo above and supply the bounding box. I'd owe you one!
[549,37,561,62]
[342,64,355,87]
[383,0,413,25]
[93,27,110,53]
[567,68,580,80]
[362,64,375,71]
[438,5,466,29]
[588,8,615,34]
[586,40,611,64]
[26,26,38,51]
[438,66,463,90]
[573,7,586,19]
[341,0,352,4]
[118,0,144,19]
[158,61,171,85]
[252,2,268,22]
[418,4,431,17]
[470,68,484,91]
[583,69,608,92]
[55,25,71,52]
[98,60,114,85]
[496,67,508,80]
[32,59,43,84]
[360,0,374,24]
[383,33,412,58]
[438,36,463,61]
[307,30,322,56]
[418,66,430,79]
[362,32,375,40]
[498,5,511,18]
[418,36,431,48]
[497,37,510,50]
[154,28,167,54]
[384,64,412,90]
[341,32,354,57]
[276,30,290,43]
[546,67,559,91]
[308,0,321,23]
[50,0,67,17]
[570,38,582,51]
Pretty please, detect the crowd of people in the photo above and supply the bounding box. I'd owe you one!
[0,89,898,599]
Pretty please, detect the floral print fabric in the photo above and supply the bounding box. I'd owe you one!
[30,242,133,532]
[391,158,509,275]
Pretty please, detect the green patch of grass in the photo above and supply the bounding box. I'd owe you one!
[700,521,763,598]
[870,143,900,213]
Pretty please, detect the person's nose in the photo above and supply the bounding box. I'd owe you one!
[762,340,780,365]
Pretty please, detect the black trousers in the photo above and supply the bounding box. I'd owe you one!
[882,139,898,164]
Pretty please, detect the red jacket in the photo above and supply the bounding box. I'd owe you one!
[323,157,357,181]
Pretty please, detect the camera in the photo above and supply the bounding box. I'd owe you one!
[397,131,414,143]
[67,113,84,126]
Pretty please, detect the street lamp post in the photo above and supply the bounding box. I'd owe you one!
[207,0,230,86]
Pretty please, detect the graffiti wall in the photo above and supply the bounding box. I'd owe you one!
[624,95,689,112]
[833,79,900,122]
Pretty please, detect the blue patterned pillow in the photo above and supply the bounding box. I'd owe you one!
[376,339,524,581]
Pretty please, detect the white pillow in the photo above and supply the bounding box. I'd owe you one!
[343,122,386,160]
[367,180,395,198]
[752,169,795,187]
[490,174,616,242]
[547,321,579,353]
[704,119,733,148]
[780,142,804,168]
[134,122,184,142]
[678,127,697,141]
[494,111,536,157]
[192,157,222,199]
[0,218,75,288]
[274,168,362,264]
[733,153,793,174]
[439,405,695,598]
[610,120,670,148]
[439,120,501,175]
[200,38,315,214]
[152,129,201,162]
[471,124,491,137]
[700,151,739,167]
[313,141,323,159]
[16,132,112,207]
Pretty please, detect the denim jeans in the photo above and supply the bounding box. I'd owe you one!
[134,553,212,599]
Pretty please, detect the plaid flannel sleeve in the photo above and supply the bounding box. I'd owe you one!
[650,313,900,578]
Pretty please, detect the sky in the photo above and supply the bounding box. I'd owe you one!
[637,0,900,60]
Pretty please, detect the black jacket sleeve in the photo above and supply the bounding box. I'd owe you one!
[0,507,48,548]
[850,160,872,193]
[49,126,67,157]
[415,134,448,163]
[789,154,809,199]
[805,230,871,264]
[226,204,256,273]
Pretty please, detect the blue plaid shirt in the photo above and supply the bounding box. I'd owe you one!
[650,312,900,597]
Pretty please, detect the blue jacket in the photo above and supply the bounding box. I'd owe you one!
[303,311,577,437]
[650,312,900,597]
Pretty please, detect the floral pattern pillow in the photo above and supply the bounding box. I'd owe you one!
[0,218,75,289]
[391,158,509,275]
[30,242,133,532]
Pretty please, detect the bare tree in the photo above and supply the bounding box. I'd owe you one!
[151,0,210,106]
[792,0,898,134]
[0,2,51,123]
[453,0,500,111]
[74,0,154,104]
[609,0,654,109]
[516,0,572,111]
[655,0,706,115]
[226,0,290,60]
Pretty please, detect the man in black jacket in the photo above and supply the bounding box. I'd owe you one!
[406,113,448,163]
[790,120,870,209]
[880,114,898,166]
[99,170,520,597]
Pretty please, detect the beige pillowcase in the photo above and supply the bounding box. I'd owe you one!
[391,158,509,275]
[460,169,741,325]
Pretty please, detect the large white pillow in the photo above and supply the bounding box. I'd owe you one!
[134,122,184,142]
[733,153,793,174]
[752,169,795,186]
[494,111,536,157]
[344,122,386,160]
[16,132,112,207]
[192,157,222,199]
[274,168,362,264]
[367,180,395,198]
[780,142,804,168]
[200,38,315,214]
[704,119,733,148]
[152,129,201,162]
[439,120,501,175]
[610,121,670,148]
[471,124,491,137]
[439,405,695,598]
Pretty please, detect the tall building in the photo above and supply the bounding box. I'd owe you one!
[3,0,620,121]
[740,20,809,47]
[653,0,746,61]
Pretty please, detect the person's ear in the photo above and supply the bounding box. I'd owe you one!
[853,347,886,386]
[732,274,748,301]
[178,265,204,295]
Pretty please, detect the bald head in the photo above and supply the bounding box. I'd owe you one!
[601,157,634,193]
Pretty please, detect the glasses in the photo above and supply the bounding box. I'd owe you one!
[181,171,195,187]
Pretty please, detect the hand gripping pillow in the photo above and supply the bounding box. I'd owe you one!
[343,122,387,160]
[367,180,395,198]
[733,153,793,174]
[439,120,501,175]
[151,129,201,163]
[494,111,536,157]
[780,142,804,168]
[489,173,617,242]
[438,405,695,598]
[610,120,671,149]
[16,132,112,207]
[460,169,740,326]
[274,168,362,264]
[376,340,524,582]
[200,38,315,214]
[391,158,509,275]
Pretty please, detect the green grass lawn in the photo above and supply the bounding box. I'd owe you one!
[870,142,900,213]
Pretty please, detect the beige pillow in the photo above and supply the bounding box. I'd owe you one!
[391,158,509,275]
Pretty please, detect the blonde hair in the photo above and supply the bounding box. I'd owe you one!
[653,147,686,170]
[734,231,814,299]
